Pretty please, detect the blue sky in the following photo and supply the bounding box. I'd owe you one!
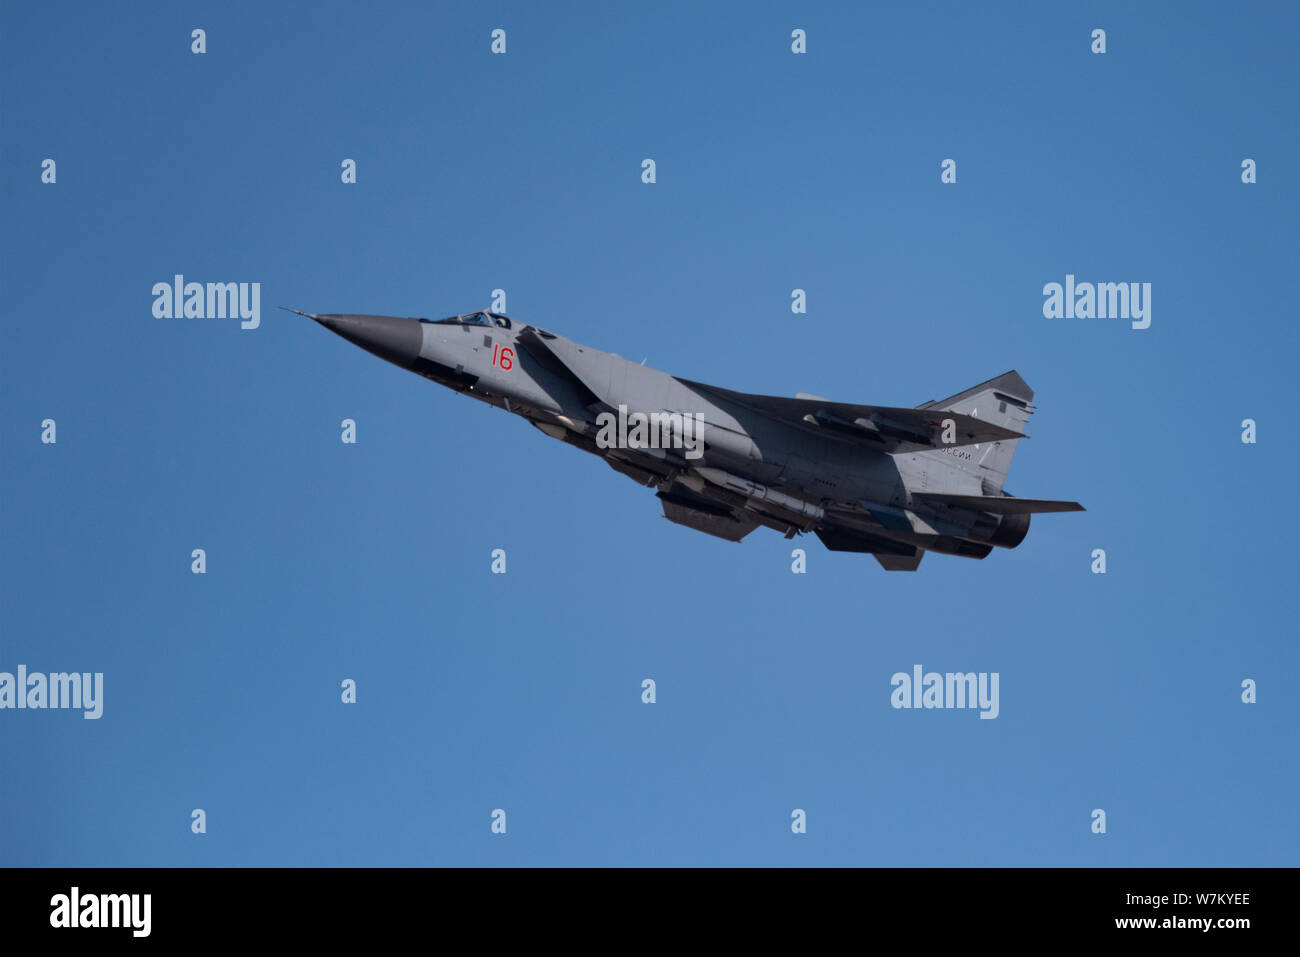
[2,1,1296,866]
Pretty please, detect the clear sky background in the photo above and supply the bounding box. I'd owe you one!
[2,2,1296,866]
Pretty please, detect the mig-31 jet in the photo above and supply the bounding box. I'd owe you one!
[286,307,1083,570]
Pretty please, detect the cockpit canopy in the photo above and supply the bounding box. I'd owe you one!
[425,310,512,329]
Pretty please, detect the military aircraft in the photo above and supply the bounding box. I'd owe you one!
[287,308,1083,570]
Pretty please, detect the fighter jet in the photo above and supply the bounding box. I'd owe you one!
[288,308,1083,570]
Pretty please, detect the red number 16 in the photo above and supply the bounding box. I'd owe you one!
[492,345,514,371]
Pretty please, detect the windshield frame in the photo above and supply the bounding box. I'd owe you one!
[423,311,511,329]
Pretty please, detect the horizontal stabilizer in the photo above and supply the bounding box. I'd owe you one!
[912,492,1085,514]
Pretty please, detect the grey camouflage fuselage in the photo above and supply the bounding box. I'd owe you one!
[291,308,1083,570]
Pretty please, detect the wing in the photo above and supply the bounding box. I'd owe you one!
[911,492,1085,514]
[515,330,1023,452]
[676,379,1025,453]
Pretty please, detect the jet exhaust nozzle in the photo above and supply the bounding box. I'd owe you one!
[987,511,1031,549]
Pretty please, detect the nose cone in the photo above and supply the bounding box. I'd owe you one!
[312,313,423,369]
